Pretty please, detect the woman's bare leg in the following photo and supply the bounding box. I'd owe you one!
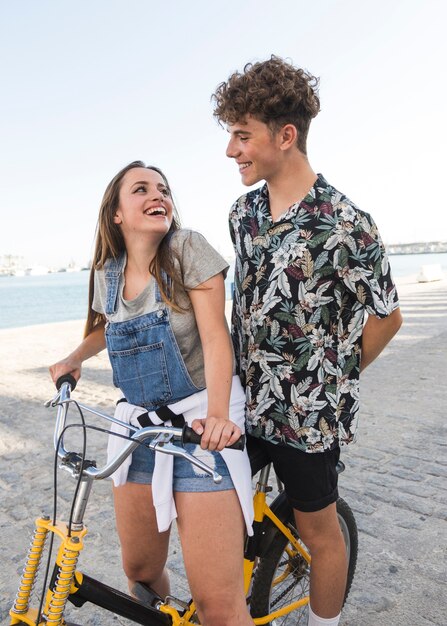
[175,489,253,626]
[113,482,171,598]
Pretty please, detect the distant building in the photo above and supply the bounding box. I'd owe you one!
[0,254,25,276]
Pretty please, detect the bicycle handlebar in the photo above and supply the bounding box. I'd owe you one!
[56,373,78,391]
[51,377,245,482]
[182,425,245,451]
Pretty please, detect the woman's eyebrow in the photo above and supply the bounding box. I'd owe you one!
[131,180,149,186]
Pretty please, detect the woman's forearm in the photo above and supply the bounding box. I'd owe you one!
[49,321,106,383]
[72,322,107,361]
[202,329,233,419]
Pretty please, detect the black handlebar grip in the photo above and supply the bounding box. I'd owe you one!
[182,425,246,451]
[56,373,77,391]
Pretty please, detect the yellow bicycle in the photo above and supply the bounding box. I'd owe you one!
[10,375,357,626]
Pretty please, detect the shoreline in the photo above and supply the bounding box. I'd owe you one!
[1,274,447,625]
[0,272,445,333]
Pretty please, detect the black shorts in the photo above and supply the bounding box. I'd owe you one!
[251,436,340,513]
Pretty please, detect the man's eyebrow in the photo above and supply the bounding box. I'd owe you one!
[228,129,251,136]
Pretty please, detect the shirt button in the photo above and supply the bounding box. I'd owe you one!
[157,309,164,318]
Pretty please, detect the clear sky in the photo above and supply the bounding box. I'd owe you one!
[1,0,446,268]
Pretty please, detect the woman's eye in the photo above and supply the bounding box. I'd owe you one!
[161,188,170,197]
[134,185,146,193]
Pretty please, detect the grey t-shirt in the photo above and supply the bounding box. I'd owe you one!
[92,229,230,388]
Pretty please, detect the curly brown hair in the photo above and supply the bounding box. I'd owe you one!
[212,55,320,154]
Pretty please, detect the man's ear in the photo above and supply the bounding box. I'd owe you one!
[279,124,298,151]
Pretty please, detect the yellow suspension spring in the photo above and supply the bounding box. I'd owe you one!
[43,536,81,625]
[12,518,50,614]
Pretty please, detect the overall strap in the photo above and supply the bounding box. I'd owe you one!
[104,254,125,315]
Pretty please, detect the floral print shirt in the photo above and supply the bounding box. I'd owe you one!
[229,174,399,452]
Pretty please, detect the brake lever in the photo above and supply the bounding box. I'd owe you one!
[44,390,62,408]
[149,438,223,484]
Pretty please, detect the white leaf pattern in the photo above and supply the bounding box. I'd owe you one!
[230,175,399,451]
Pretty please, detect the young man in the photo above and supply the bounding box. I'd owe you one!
[212,56,402,626]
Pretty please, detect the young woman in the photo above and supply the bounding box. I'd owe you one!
[50,161,254,626]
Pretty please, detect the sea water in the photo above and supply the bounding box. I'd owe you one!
[0,253,446,330]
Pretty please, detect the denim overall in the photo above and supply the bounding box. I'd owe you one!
[103,255,233,490]
[104,255,202,410]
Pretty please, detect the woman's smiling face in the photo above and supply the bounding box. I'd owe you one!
[114,167,174,241]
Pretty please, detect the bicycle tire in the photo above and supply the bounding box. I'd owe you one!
[250,497,358,625]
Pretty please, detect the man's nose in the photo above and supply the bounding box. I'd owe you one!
[226,138,239,158]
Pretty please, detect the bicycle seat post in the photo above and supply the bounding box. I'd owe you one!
[256,462,273,494]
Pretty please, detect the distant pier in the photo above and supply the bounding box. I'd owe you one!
[387,241,447,255]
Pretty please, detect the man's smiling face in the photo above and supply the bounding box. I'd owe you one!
[225,115,284,186]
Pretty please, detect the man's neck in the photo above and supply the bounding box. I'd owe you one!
[267,155,317,222]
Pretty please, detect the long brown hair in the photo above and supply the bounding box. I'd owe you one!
[84,161,184,337]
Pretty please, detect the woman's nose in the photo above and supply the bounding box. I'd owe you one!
[152,189,164,201]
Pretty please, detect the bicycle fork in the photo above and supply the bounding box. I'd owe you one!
[11,516,50,618]
[10,473,92,626]
[10,515,87,626]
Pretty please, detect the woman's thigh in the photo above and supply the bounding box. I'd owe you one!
[175,490,246,604]
[113,482,170,576]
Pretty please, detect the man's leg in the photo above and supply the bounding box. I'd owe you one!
[294,502,347,621]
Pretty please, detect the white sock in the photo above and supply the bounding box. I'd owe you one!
[308,604,341,626]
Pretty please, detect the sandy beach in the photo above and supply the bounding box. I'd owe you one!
[1,274,446,625]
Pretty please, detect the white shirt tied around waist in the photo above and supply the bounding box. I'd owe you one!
[107,375,254,535]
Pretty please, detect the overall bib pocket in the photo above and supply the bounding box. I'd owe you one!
[104,255,202,411]
[108,341,172,408]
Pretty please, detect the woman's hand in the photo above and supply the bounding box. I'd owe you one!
[49,356,82,385]
[191,416,242,451]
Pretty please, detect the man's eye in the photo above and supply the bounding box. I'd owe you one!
[240,137,249,142]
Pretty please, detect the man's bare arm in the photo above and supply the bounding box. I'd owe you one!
[360,308,403,372]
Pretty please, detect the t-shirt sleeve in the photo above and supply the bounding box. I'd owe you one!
[333,210,399,318]
[92,270,106,315]
[171,230,229,289]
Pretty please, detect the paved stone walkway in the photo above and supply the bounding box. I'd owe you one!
[1,277,446,625]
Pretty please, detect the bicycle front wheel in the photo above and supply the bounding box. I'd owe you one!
[250,497,358,625]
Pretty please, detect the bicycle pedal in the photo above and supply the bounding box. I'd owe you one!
[165,594,190,610]
[132,581,163,608]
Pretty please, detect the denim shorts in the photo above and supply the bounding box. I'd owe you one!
[127,441,235,492]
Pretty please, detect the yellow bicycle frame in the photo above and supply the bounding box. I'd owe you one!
[246,483,311,625]
[10,494,310,626]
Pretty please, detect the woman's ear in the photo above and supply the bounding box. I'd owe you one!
[113,212,122,225]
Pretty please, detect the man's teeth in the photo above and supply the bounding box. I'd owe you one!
[240,163,251,170]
